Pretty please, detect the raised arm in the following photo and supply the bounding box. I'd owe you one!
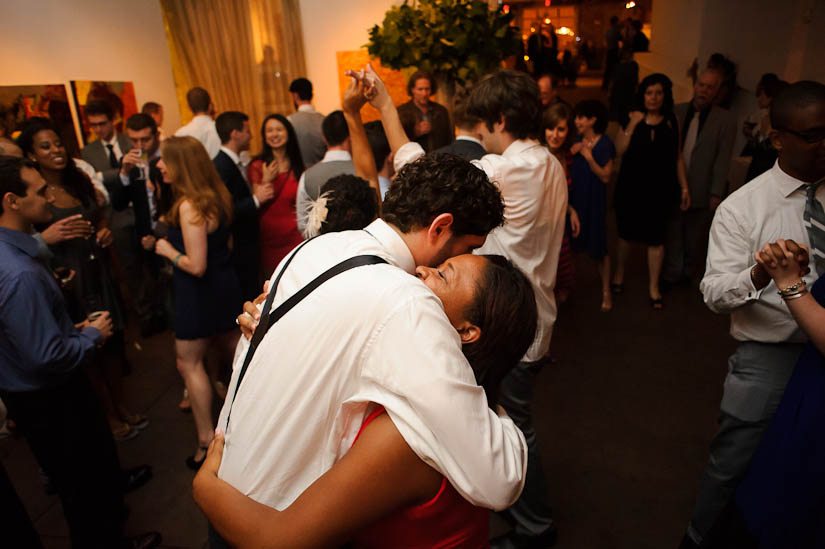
[342,72,381,208]
[194,412,442,548]
[361,64,411,155]
[615,111,643,156]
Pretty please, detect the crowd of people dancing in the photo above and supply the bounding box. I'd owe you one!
[0,41,823,549]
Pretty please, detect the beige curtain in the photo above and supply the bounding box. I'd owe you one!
[160,0,307,150]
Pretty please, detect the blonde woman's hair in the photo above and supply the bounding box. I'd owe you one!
[163,136,233,227]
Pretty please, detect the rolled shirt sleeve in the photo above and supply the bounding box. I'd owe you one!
[359,293,528,510]
[700,204,761,313]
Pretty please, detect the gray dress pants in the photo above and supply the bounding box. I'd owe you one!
[687,341,804,545]
[497,356,555,537]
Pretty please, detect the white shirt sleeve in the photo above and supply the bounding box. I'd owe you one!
[700,204,761,313]
[295,173,310,234]
[360,294,527,510]
[73,158,109,205]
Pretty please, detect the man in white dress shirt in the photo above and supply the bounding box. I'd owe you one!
[215,149,528,545]
[682,81,825,549]
[375,67,566,548]
[175,87,221,159]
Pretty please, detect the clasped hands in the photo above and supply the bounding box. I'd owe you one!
[754,238,811,289]
[342,65,391,114]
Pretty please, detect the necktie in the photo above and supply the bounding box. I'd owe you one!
[682,114,699,170]
[804,179,825,275]
[106,144,118,170]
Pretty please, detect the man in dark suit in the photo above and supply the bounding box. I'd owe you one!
[80,100,132,190]
[434,99,486,161]
[664,68,736,287]
[113,113,171,336]
[214,111,267,302]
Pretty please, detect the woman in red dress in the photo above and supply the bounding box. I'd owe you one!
[246,114,305,280]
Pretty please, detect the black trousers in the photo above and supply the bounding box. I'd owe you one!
[0,459,43,548]
[3,370,125,548]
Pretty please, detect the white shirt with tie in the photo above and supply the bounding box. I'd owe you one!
[701,161,822,343]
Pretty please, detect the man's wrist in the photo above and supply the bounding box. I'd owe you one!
[750,264,771,290]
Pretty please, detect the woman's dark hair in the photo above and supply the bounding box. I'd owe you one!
[17,118,96,208]
[318,175,379,235]
[467,70,541,140]
[573,99,609,134]
[382,153,504,237]
[756,73,787,99]
[462,255,537,408]
[407,71,437,96]
[541,102,574,152]
[255,114,305,179]
[635,73,674,115]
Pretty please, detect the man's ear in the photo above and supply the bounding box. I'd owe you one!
[769,129,782,152]
[426,213,454,245]
[457,323,481,344]
[494,115,506,133]
[2,191,18,212]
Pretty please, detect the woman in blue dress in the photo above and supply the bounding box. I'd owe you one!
[153,136,242,470]
[714,238,825,548]
[570,100,615,312]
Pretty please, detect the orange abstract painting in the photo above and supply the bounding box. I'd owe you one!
[336,51,410,123]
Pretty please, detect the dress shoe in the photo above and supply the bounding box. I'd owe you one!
[678,533,701,549]
[122,465,153,494]
[490,524,558,549]
[122,531,162,549]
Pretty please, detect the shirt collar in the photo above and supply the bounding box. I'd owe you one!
[0,227,40,258]
[297,104,316,113]
[771,160,818,198]
[365,218,415,274]
[455,135,482,146]
[220,146,241,164]
[502,138,539,157]
[103,134,118,147]
[322,149,352,162]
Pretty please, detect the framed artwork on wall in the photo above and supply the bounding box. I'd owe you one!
[0,84,82,157]
[70,80,138,145]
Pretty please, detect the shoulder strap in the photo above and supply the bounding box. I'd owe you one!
[225,247,387,428]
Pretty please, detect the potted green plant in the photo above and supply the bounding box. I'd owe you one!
[366,0,520,111]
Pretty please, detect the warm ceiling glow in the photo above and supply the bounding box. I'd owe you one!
[556,26,574,36]
[502,4,510,14]
[530,26,536,32]
[544,18,551,24]
[524,55,530,61]
[625,1,636,8]
[522,34,528,40]
[545,0,551,6]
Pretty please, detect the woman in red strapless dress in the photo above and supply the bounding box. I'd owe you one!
[247,114,305,280]
[193,254,539,548]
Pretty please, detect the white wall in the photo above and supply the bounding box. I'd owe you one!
[298,0,400,114]
[0,0,180,137]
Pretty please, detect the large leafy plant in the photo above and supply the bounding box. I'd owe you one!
[366,0,520,87]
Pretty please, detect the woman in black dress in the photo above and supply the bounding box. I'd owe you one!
[153,136,241,469]
[18,120,149,441]
[612,74,690,309]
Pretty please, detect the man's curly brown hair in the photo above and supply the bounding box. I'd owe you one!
[382,153,504,236]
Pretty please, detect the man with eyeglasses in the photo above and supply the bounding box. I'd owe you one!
[681,80,825,549]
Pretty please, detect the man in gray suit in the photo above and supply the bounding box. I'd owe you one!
[295,110,353,234]
[288,78,326,168]
[80,100,132,191]
[664,69,736,286]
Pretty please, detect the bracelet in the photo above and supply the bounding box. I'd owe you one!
[777,279,807,297]
[782,289,808,301]
[172,253,183,267]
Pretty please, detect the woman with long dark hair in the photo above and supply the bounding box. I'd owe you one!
[612,73,689,309]
[247,114,305,278]
[18,119,145,440]
[153,136,241,469]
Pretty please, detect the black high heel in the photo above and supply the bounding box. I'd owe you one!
[186,446,209,471]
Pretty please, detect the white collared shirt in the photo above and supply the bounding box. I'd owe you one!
[701,161,821,343]
[102,134,124,161]
[175,114,221,159]
[217,219,527,511]
[395,140,568,361]
[297,103,317,113]
[455,135,483,146]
